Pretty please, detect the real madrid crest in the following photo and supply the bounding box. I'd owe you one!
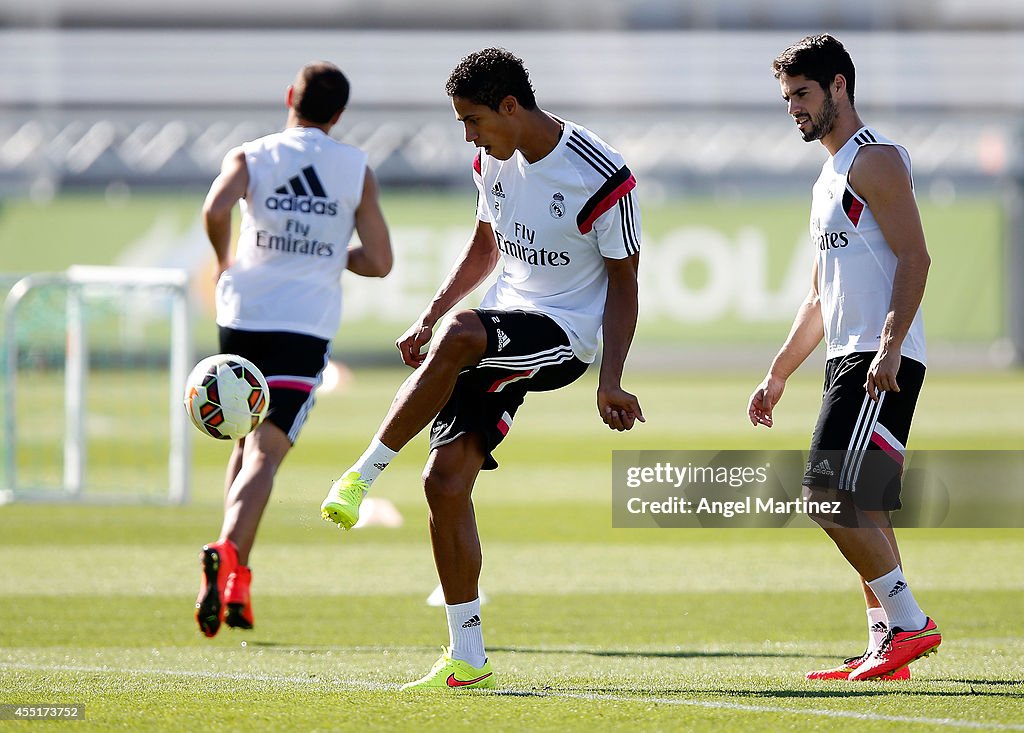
[549,191,565,219]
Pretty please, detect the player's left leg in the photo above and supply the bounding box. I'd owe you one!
[845,518,940,680]
[859,514,906,658]
[224,438,245,501]
[423,434,486,605]
[197,422,291,635]
[807,522,911,681]
[808,500,940,680]
[321,311,488,529]
[805,512,903,680]
[403,434,495,690]
[199,327,329,635]
[195,429,248,637]
[220,421,292,565]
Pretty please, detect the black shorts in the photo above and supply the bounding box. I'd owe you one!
[803,351,926,510]
[218,327,330,443]
[429,309,589,470]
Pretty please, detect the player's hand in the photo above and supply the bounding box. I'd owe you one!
[748,374,785,428]
[597,386,645,431]
[865,348,901,402]
[395,320,433,368]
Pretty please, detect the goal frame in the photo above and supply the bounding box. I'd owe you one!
[2,265,192,504]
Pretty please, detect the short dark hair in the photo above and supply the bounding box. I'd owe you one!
[445,47,537,111]
[772,34,856,107]
[291,61,350,124]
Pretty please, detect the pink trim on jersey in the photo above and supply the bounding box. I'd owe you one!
[473,152,482,175]
[266,377,315,394]
[577,175,636,235]
[847,198,864,226]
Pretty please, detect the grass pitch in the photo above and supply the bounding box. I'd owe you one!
[1,369,1022,731]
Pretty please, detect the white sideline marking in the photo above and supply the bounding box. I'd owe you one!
[504,690,1024,730]
[2,661,1021,731]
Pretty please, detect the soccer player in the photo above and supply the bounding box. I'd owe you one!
[748,34,941,681]
[195,61,393,637]
[320,47,643,689]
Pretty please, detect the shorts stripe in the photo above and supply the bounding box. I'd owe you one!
[478,344,576,370]
[286,346,330,442]
[266,376,318,394]
[840,392,885,491]
[496,411,513,436]
[487,369,537,393]
[871,422,906,467]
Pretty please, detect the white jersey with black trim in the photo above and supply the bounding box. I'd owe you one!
[810,125,927,365]
[215,127,367,340]
[473,117,641,363]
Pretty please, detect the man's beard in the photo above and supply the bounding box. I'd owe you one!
[802,91,838,142]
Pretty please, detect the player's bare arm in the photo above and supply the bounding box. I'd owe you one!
[598,253,644,431]
[748,259,824,427]
[848,145,931,401]
[396,218,500,368]
[346,167,393,278]
[202,146,248,280]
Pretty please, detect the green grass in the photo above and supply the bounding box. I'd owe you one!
[1,369,1022,731]
[0,185,1016,727]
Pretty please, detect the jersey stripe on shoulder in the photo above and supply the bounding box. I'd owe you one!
[576,166,636,235]
[854,129,878,146]
[618,192,641,255]
[565,131,617,177]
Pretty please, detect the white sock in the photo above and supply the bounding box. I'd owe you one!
[348,438,398,488]
[866,567,928,631]
[866,607,888,653]
[445,598,486,669]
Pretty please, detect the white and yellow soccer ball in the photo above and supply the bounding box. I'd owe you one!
[183,354,270,440]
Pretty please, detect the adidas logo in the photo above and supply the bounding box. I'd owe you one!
[888,580,908,598]
[461,614,481,629]
[496,329,510,352]
[871,621,888,633]
[812,459,834,476]
[265,165,338,215]
[373,462,388,471]
[276,165,328,197]
[491,181,505,198]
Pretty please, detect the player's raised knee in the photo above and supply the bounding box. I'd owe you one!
[431,310,488,363]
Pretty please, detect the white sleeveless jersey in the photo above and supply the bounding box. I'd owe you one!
[215,127,367,340]
[810,126,927,365]
[474,118,641,363]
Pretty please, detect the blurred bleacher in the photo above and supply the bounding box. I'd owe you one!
[4,0,1024,30]
[0,2,1022,196]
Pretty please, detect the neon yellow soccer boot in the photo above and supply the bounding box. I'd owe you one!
[402,647,495,690]
[320,472,369,530]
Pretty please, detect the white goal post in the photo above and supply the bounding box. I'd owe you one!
[2,265,192,504]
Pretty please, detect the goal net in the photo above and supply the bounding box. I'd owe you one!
[1,266,191,504]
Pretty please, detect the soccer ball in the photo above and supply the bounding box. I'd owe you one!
[183,354,270,440]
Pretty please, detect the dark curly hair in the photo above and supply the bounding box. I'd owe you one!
[291,61,350,124]
[772,34,856,107]
[445,47,537,111]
